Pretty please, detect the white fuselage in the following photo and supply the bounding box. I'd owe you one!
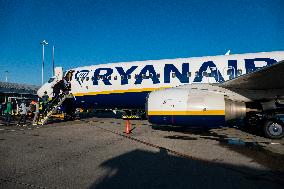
[38,51,284,109]
[71,51,284,95]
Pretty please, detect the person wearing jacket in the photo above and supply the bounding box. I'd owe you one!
[4,100,12,126]
[17,101,27,126]
[32,101,40,125]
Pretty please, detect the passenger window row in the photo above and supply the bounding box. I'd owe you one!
[82,69,244,81]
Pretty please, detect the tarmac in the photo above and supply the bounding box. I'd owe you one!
[0,115,283,189]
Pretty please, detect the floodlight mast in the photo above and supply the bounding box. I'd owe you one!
[52,45,55,76]
[40,40,48,85]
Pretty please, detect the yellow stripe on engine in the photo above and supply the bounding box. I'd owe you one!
[147,110,225,116]
[73,87,172,96]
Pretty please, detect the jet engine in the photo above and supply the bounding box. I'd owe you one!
[146,87,246,128]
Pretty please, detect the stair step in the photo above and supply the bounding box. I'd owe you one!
[40,94,70,125]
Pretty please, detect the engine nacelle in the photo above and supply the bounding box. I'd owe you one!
[147,88,246,128]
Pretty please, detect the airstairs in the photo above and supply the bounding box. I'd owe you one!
[38,93,73,125]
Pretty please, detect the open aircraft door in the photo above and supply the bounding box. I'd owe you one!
[55,67,63,80]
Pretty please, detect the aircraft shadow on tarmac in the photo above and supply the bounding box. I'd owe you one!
[89,148,284,189]
[152,125,284,173]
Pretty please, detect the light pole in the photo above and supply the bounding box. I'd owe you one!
[52,45,55,76]
[40,40,48,85]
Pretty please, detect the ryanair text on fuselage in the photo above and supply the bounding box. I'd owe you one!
[74,58,276,86]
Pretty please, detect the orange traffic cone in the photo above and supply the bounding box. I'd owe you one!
[125,120,131,134]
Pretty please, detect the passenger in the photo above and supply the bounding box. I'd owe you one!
[42,91,49,111]
[29,101,36,113]
[4,99,12,126]
[32,101,39,125]
[52,80,62,100]
[1,102,6,116]
[11,100,17,115]
[38,99,43,113]
[17,101,27,126]
[62,77,70,93]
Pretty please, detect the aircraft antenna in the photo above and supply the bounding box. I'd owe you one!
[225,50,231,55]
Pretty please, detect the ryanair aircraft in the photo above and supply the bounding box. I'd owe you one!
[38,51,284,138]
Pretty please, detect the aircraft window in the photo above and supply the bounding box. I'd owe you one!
[157,73,160,78]
[208,72,214,77]
[237,69,242,76]
[187,72,191,77]
[128,75,131,79]
[142,74,146,79]
[172,73,176,78]
[227,69,233,76]
[48,78,55,83]
[195,71,199,76]
[108,76,111,80]
[114,76,117,80]
[121,75,124,80]
[86,77,89,81]
[202,71,208,77]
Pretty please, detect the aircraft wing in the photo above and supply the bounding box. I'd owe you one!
[219,60,284,101]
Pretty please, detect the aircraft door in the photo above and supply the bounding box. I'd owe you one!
[54,67,63,81]
[64,70,75,91]
[65,70,75,82]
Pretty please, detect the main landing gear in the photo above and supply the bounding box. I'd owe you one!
[246,111,284,139]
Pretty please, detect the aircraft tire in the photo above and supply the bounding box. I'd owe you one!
[263,120,284,139]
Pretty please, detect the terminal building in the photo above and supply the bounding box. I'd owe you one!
[0,81,39,103]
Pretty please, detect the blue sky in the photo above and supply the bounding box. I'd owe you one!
[0,0,283,85]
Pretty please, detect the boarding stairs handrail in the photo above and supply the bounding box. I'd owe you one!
[39,92,73,125]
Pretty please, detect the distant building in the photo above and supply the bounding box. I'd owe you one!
[0,81,39,103]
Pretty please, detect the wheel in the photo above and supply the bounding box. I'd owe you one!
[263,120,284,139]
